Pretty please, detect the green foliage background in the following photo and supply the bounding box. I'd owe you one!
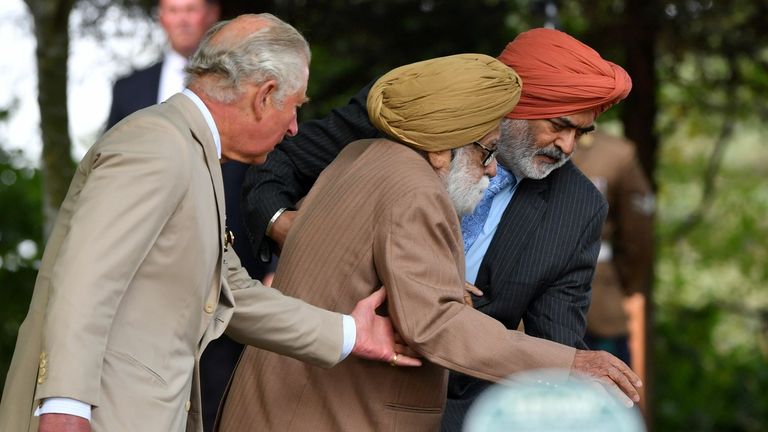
[2,0,768,429]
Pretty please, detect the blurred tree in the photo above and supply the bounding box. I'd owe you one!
[22,0,157,236]
[23,0,77,238]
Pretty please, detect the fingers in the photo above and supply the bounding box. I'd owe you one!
[606,363,640,405]
[392,354,421,367]
[463,282,484,296]
[394,343,420,359]
[605,353,642,402]
[571,350,641,406]
[463,292,474,307]
[365,287,387,308]
[612,355,643,388]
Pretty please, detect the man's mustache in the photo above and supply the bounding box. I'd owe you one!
[535,145,567,162]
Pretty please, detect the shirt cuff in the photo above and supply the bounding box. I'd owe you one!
[340,314,357,361]
[34,397,92,421]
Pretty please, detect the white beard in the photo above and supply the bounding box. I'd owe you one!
[445,148,491,216]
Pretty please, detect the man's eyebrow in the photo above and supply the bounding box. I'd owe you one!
[553,117,596,134]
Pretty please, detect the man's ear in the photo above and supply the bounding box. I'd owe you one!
[252,80,278,121]
[427,149,452,172]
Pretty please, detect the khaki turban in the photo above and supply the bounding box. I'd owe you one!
[497,28,632,120]
[367,54,522,152]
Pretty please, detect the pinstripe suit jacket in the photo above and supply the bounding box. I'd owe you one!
[241,83,607,430]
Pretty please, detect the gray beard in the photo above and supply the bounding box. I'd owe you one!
[445,148,490,216]
[497,119,569,180]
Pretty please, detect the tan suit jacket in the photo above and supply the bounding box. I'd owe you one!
[0,94,343,432]
[219,139,576,432]
[572,131,654,336]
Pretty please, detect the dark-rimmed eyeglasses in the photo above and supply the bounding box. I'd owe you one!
[473,141,497,167]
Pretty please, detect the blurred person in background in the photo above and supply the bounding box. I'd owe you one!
[107,0,220,126]
[105,2,273,430]
[571,129,654,394]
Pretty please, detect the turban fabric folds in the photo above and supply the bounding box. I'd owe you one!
[498,28,632,120]
[367,54,522,152]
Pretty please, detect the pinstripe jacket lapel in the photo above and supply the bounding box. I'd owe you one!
[474,176,548,303]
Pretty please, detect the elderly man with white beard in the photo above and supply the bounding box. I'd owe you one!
[218,53,640,432]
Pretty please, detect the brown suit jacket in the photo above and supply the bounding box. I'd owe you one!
[218,139,576,432]
[572,131,654,336]
[0,94,343,432]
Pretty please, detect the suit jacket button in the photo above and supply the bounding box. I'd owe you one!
[185,400,191,412]
[204,303,214,314]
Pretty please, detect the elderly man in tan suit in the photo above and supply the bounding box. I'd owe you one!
[0,14,420,432]
[218,55,642,432]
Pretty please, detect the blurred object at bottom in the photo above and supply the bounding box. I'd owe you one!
[463,369,645,432]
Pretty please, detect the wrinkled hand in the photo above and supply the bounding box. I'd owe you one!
[571,349,642,407]
[268,210,298,254]
[349,288,421,367]
[463,282,483,307]
[39,413,90,432]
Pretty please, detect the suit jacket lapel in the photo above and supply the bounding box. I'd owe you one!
[165,95,233,347]
[475,176,549,292]
[167,94,227,242]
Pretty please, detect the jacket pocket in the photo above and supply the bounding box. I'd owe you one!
[105,349,167,386]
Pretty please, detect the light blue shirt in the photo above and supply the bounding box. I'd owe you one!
[464,174,520,284]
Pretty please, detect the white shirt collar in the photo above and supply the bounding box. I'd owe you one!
[182,88,222,159]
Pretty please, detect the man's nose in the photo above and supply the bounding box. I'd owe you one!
[286,117,299,137]
[484,159,497,178]
[555,131,576,156]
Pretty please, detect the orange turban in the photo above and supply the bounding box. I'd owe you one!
[497,28,632,120]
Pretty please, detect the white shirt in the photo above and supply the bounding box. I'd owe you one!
[157,49,188,104]
[36,90,356,421]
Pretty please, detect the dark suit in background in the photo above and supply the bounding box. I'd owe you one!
[106,66,273,432]
[107,62,163,129]
[241,83,606,431]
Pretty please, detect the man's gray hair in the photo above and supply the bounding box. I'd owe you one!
[185,13,310,106]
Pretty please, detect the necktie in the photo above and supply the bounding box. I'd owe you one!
[461,166,516,254]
